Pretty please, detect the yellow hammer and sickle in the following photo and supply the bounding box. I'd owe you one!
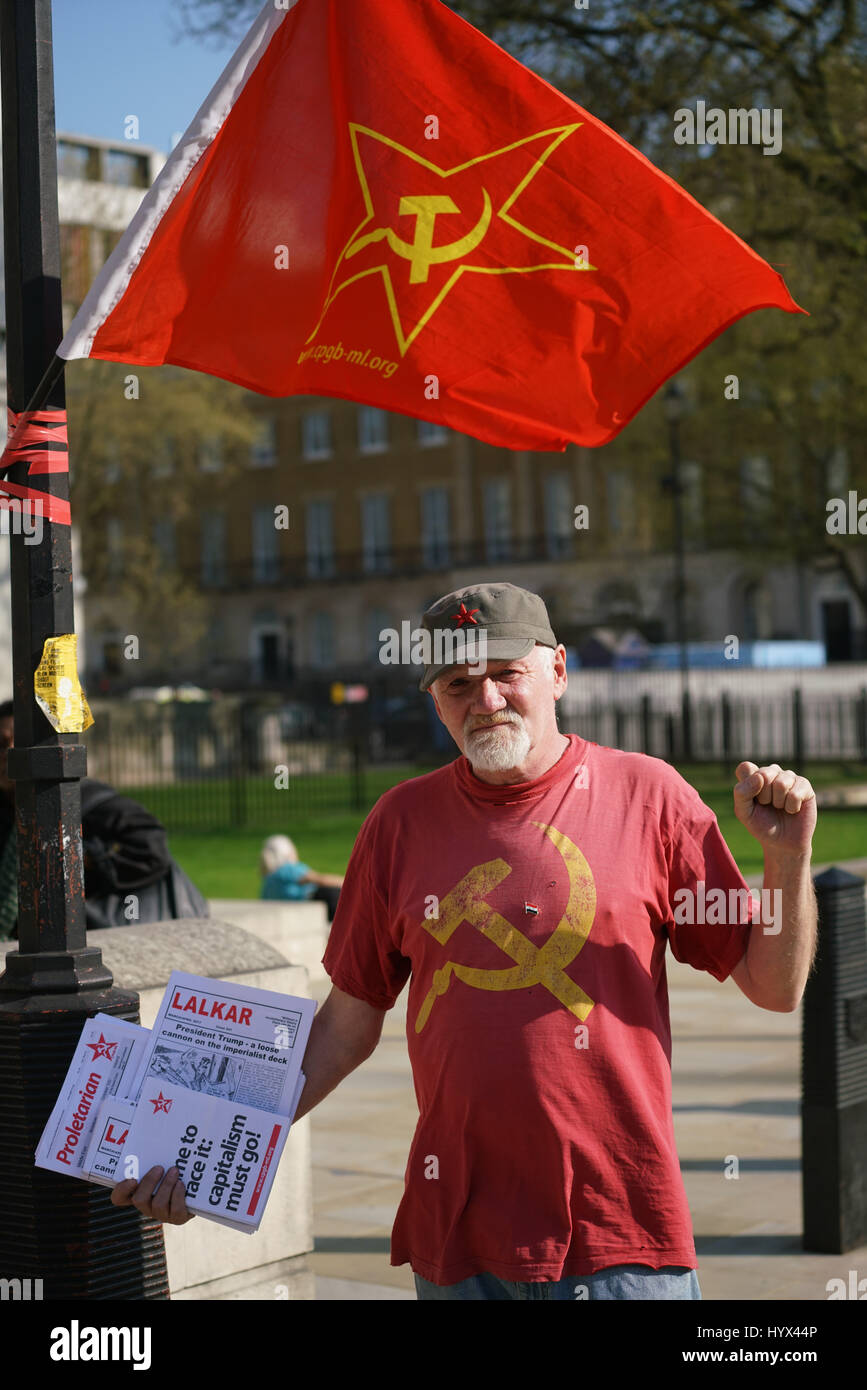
[415,822,596,1033]
[345,190,493,285]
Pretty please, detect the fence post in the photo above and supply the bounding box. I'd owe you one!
[351,734,364,812]
[229,701,248,828]
[641,693,652,757]
[681,688,694,764]
[802,867,867,1252]
[793,686,806,771]
[857,687,867,763]
[721,690,732,775]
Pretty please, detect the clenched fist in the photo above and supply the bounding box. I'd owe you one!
[733,762,816,858]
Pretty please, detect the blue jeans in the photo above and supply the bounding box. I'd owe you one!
[414,1264,701,1301]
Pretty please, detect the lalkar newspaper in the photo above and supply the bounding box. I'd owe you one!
[35,972,315,1232]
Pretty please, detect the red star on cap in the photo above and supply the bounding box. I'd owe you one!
[86,1034,117,1062]
[148,1092,173,1114]
[451,602,480,628]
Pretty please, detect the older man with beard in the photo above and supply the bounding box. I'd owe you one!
[113,582,817,1303]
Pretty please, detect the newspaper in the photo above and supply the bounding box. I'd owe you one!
[134,971,315,1116]
[116,1068,307,1233]
[34,1015,150,1183]
[35,973,315,1231]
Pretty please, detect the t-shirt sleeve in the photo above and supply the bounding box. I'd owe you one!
[662,775,755,982]
[322,801,411,1009]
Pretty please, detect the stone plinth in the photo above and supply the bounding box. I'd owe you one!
[209,899,329,983]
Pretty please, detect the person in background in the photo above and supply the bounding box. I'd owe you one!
[0,699,208,936]
[260,833,343,922]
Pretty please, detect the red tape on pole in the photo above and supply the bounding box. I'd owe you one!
[0,407,71,524]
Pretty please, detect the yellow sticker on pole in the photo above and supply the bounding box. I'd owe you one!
[34,634,94,733]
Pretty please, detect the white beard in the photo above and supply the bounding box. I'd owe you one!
[464,717,532,773]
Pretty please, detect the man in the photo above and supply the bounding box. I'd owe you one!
[113,583,817,1301]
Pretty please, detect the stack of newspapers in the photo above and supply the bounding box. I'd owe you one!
[35,971,315,1233]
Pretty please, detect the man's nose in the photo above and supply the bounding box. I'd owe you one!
[470,679,507,712]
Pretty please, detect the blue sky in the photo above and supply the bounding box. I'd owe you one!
[52,0,242,154]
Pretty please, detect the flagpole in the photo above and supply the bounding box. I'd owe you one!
[0,0,168,1297]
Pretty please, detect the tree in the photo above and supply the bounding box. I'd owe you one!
[66,359,259,682]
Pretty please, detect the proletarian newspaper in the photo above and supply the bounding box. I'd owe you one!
[34,1015,150,1183]
[35,974,314,1232]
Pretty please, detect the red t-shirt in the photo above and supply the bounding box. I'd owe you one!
[322,734,754,1284]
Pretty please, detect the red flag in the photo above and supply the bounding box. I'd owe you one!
[58,0,803,450]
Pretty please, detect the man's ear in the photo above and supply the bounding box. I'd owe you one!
[553,644,568,700]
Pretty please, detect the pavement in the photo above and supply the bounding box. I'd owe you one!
[307,860,867,1302]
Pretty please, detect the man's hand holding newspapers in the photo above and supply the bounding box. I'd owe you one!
[111,1166,196,1225]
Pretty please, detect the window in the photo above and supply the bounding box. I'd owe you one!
[250,418,277,468]
[606,469,634,536]
[543,472,572,558]
[358,406,389,454]
[311,612,335,668]
[483,478,511,562]
[198,436,223,473]
[417,419,449,447]
[152,437,175,480]
[681,461,703,541]
[305,500,335,578]
[739,455,773,519]
[153,517,176,568]
[103,149,149,189]
[361,494,391,572]
[59,224,91,305]
[106,517,124,577]
[826,448,848,497]
[302,410,332,459]
[252,504,280,582]
[103,436,122,485]
[201,510,227,586]
[420,487,450,567]
[57,140,97,180]
[367,607,392,662]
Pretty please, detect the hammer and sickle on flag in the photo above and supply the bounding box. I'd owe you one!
[346,191,493,286]
[415,822,597,1033]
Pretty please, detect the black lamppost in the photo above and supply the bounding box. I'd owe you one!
[0,0,168,1297]
[662,379,693,762]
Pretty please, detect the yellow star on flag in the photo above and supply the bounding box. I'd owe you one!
[307,122,596,357]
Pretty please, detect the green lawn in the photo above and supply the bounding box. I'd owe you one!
[168,759,867,898]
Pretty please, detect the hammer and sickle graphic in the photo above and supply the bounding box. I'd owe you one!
[345,190,493,285]
[415,822,596,1033]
